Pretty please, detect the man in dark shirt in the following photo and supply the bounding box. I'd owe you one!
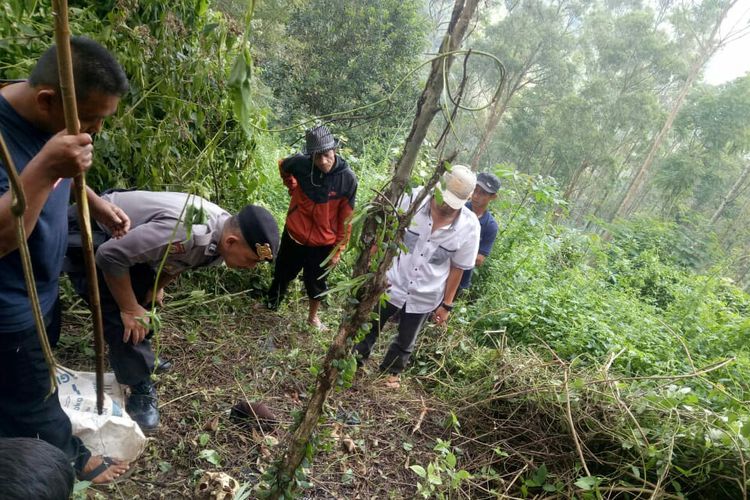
[0,37,130,484]
[459,172,500,293]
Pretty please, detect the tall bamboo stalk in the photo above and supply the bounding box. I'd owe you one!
[52,0,106,414]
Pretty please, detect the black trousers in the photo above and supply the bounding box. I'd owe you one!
[353,301,429,375]
[68,263,157,387]
[267,229,334,308]
[0,301,90,474]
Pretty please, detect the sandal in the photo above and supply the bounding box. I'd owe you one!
[78,455,130,484]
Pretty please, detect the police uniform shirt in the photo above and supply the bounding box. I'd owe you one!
[95,191,229,277]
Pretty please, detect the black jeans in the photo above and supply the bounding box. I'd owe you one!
[0,303,90,474]
[267,228,334,308]
[353,301,429,375]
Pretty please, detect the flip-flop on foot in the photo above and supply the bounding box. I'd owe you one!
[79,455,130,484]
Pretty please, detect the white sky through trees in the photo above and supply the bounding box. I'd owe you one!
[704,0,750,85]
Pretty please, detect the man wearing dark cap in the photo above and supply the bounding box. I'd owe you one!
[265,125,357,330]
[459,172,501,292]
[66,190,280,432]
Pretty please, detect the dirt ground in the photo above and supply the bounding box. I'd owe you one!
[57,289,455,499]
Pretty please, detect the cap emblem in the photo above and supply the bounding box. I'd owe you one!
[256,243,273,261]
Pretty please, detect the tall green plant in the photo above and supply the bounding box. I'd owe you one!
[2,0,281,210]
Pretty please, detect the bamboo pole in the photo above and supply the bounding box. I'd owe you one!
[0,132,58,396]
[52,0,106,414]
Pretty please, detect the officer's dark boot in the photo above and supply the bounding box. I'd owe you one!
[126,380,159,433]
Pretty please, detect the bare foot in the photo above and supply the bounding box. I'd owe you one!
[384,375,401,389]
[80,455,130,484]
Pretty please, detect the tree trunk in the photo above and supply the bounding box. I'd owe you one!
[554,160,589,222]
[719,192,750,251]
[709,161,750,225]
[563,160,589,201]
[611,0,738,220]
[469,64,534,170]
[469,92,511,170]
[267,1,480,497]
[736,255,750,284]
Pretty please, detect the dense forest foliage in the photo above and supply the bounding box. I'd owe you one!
[1,0,749,498]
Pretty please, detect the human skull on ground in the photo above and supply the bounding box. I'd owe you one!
[194,471,239,500]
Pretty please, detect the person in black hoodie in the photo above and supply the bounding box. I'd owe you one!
[266,125,357,330]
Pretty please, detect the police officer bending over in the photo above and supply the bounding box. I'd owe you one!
[68,190,280,432]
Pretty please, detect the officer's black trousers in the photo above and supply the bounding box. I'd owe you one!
[69,263,157,387]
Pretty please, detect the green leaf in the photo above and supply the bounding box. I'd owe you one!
[434,187,444,206]
[72,480,91,494]
[195,0,208,18]
[443,411,460,430]
[445,452,457,469]
[198,433,210,446]
[410,465,426,478]
[402,442,414,451]
[342,468,354,485]
[199,449,221,467]
[532,464,548,484]
[574,476,599,490]
[427,471,443,486]
[454,470,471,481]
[630,466,641,479]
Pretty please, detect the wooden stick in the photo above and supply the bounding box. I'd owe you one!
[563,366,591,477]
[52,0,106,415]
[411,396,428,435]
[0,131,58,396]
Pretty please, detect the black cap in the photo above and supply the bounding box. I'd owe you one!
[237,205,280,261]
[476,172,501,194]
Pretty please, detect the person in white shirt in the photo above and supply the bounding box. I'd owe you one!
[354,165,480,387]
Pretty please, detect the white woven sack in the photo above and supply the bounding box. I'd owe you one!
[56,367,146,463]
